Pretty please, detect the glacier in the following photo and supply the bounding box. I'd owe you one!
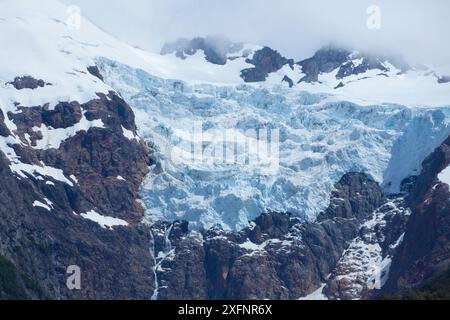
[0,0,449,232]
[98,58,450,231]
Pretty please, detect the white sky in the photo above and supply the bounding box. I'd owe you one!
[63,0,450,67]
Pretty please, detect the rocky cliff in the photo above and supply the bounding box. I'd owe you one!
[0,71,155,299]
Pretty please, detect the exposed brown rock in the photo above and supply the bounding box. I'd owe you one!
[241,47,294,82]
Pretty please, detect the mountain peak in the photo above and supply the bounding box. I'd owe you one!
[296,45,413,84]
[161,35,247,65]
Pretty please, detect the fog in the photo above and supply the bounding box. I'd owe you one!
[63,0,450,67]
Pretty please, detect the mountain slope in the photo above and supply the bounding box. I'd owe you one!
[382,135,450,295]
[0,0,449,300]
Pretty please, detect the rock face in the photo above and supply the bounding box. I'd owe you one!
[240,47,294,82]
[282,75,294,88]
[150,173,383,300]
[161,37,296,83]
[382,135,450,294]
[318,173,383,223]
[0,68,155,299]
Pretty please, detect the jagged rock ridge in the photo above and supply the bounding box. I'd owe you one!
[241,47,294,82]
[149,173,385,300]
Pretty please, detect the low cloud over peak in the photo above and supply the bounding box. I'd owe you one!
[65,0,450,67]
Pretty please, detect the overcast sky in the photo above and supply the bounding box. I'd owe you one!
[63,0,450,67]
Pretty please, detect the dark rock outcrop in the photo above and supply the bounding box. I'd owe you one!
[241,47,294,83]
[334,82,344,89]
[0,91,155,299]
[324,196,411,300]
[298,47,351,83]
[282,75,294,88]
[87,65,104,81]
[438,76,450,84]
[161,38,416,88]
[42,102,83,129]
[318,172,383,223]
[0,110,11,137]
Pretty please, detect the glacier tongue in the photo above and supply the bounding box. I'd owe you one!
[98,58,450,231]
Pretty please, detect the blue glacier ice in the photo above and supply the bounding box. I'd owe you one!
[98,58,450,231]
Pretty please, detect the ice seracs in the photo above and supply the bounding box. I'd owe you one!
[98,58,450,231]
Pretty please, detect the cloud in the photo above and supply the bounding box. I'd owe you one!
[64,0,450,66]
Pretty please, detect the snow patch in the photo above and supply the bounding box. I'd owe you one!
[438,165,450,185]
[99,59,450,230]
[79,210,129,229]
[325,197,410,299]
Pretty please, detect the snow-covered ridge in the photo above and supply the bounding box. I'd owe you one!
[161,36,450,107]
[79,210,129,229]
